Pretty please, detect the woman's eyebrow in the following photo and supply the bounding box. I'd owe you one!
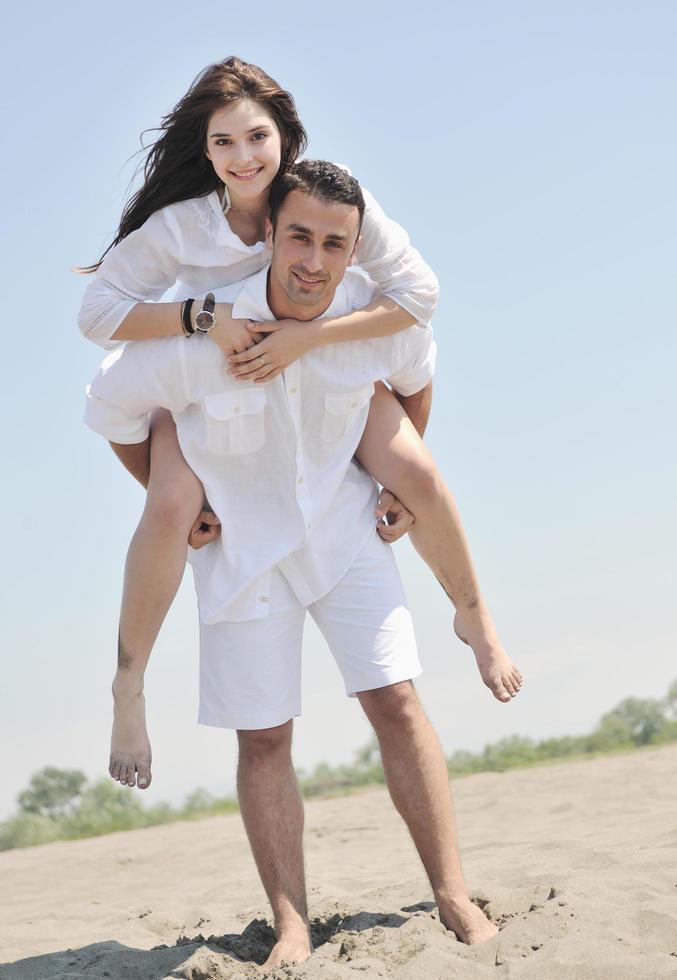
[209,124,272,138]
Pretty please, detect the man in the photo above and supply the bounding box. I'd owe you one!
[84,161,497,965]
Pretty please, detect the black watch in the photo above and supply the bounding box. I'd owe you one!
[195,292,216,334]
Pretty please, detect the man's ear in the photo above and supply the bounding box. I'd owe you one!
[264,216,274,249]
[348,233,362,266]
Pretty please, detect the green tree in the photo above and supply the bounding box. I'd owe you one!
[664,680,677,719]
[597,697,667,746]
[17,767,87,820]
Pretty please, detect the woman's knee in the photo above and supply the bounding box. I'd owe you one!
[144,465,203,531]
[388,441,445,511]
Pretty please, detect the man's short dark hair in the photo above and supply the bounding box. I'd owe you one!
[268,160,365,234]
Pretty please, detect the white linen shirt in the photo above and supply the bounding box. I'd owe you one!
[84,266,436,624]
[78,184,439,350]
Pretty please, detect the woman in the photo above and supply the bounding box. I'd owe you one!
[78,57,522,793]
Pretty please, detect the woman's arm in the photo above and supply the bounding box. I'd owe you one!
[227,297,416,383]
[78,209,184,349]
[313,296,416,344]
[78,208,255,352]
[110,297,254,354]
[356,186,439,327]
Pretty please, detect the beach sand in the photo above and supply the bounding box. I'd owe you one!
[2,744,677,979]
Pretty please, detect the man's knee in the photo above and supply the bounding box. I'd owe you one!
[237,720,293,761]
[358,680,422,730]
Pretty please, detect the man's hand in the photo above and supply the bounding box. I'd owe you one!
[227,320,318,384]
[188,506,221,550]
[375,489,415,543]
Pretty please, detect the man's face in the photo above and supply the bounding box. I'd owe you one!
[265,190,361,312]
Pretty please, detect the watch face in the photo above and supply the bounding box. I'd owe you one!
[195,310,215,331]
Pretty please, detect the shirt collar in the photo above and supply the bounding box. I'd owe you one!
[231,263,353,323]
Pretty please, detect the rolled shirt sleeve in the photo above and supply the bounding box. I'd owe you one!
[356,187,439,328]
[386,332,438,397]
[78,209,183,350]
[84,337,192,443]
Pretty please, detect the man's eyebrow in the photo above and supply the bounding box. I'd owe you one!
[209,124,273,137]
[287,223,348,241]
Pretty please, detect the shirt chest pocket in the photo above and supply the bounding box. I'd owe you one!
[203,389,266,455]
[321,383,375,443]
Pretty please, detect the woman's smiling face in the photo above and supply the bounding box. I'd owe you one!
[205,99,282,205]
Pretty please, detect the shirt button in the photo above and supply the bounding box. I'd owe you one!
[297,476,304,485]
[289,386,298,394]
[233,406,241,413]
[259,596,269,603]
[350,401,357,408]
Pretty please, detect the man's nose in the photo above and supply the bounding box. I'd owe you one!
[304,246,325,274]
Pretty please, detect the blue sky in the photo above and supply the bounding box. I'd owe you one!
[1,1,675,818]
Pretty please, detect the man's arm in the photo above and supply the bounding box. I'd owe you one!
[394,381,433,438]
[110,439,151,489]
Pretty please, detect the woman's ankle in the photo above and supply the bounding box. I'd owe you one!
[112,670,145,698]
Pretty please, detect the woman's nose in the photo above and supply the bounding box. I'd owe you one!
[232,142,252,165]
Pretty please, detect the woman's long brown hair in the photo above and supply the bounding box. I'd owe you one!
[78,57,307,273]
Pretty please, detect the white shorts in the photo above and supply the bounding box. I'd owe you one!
[198,531,421,730]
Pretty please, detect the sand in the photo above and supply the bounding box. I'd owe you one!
[2,744,677,979]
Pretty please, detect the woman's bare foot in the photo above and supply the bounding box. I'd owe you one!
[437,894,498,944]
[454,608,523,703]
[263,923,313,969]
[110,675,152,789]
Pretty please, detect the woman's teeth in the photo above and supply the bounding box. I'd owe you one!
[230,167,262,179]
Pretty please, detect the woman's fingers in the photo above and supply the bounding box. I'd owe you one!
[247,319,277,333]
[252,367,283,383]
[230,359,274,380]
[229,342,269,365]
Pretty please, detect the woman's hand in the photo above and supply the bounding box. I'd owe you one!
[227,319,319,383]
[375,489,415,543]
[208,303,263,356]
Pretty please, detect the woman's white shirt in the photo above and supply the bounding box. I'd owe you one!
[78,187,439,350]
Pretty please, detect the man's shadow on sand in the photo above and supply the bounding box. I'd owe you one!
[0,905,437,979]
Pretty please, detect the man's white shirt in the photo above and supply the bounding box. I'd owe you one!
[84,265,436,624]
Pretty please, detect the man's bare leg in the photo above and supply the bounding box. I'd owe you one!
[237,721,313,968]
[358,681,498,944]
[356,385,522,703]
[110,410,205,790]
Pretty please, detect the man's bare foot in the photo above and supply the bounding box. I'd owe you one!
[438,894,498,944]
[110,676,152,790]
[263,924,313,969]
[454,609,523,703]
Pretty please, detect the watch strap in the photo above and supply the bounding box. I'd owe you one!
[181,298,195,336]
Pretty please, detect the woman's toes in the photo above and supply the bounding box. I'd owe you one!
[137,763,152,790]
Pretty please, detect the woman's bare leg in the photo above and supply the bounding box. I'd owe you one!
[110,410,205,789]
[356,385,522,703]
